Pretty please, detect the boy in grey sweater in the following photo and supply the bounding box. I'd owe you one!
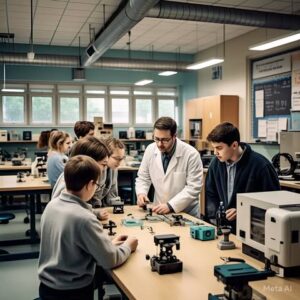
[38,155,138,300]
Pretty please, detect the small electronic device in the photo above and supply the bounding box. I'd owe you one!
[190,225,215,241]
[122,218,143,227]
[237,191,300,276]
[0,130,8,141]
[119,131,128,139]
[22,131,32,140]
[16,172,25,183]
[110,196,124,214]
[135,130,145,139]
[208,262,274,300]
[216,202,235,250]
[12,158,23,166]
[103,220,117,236]
[146,234,182,275]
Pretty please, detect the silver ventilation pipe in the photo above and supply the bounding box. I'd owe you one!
[82,0,160,67]
[148,1,300,30]
[0,53,190,71]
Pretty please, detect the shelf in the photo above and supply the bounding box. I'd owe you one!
[120,139,152,142]
[0,140,38,143]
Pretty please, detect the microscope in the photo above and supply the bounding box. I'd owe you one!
[110,196,124,214]
[216,202,235,250]
[209,262,275,300]
[146,234,183,275]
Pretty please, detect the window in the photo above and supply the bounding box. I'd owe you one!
[59,97,80,124]
[135,99,152,124]
[112,98,129,123]
[2,95,25,123]
[31,96,53,124]
[58,85,81,94]
[30,84,54,93]
[84,86,106,95]
[86,98,105,122]
[158,99,176,119]
[157,88,177,96]
[110,87,130,95]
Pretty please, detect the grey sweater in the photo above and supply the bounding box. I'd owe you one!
[38,191,131,290]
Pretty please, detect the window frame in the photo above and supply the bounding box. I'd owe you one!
[2,93,27,125]
[0,82,178,128]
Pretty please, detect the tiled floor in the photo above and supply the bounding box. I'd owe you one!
[0,210,41,300]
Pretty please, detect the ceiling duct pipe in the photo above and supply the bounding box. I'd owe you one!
[0,53,190,71]
[148,1,300,30]
[82,0,160,67]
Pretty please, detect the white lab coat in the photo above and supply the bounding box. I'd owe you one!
[135,138,203,217]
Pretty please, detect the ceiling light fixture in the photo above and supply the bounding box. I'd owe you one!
[249,30,300,51]
[186,58,224,70]
[158,71,178,76]
[134,79,153,86]
[187,24,225,71]
[1,63,25,92]
[27,0,35,61]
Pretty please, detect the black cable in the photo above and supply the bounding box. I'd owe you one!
[271,152,296,176]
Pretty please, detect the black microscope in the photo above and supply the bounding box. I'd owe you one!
[216,202,235,250]
[146,234,182,275]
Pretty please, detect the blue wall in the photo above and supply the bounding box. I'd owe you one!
[1,43,198,125]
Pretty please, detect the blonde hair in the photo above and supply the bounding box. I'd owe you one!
[49,131,70,152]
[103,137,125,152]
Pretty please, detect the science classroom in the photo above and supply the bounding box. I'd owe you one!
[0,1,300,300]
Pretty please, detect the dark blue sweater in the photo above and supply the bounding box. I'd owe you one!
[205,143,280,231]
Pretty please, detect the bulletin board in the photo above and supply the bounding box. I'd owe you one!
[252,74,291,139]
[251,50,300,141]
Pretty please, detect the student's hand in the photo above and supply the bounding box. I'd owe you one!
[226,208,237,221]
[137,194,149,207]
[124,236,138,253]
[94,208,109,221]
[112,235,128,246]
[152,203,170,215]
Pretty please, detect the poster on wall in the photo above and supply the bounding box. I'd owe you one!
[255,90,264,117]
[292,52,300,111]
[253,76,291,116]
[253,53,291,79]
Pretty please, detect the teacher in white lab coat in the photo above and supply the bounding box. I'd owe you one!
[136,117,203,217]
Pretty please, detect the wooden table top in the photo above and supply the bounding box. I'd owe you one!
[107,206,300,300]
[279,180,300,190]
[0,175,51,192]
[0,162,31,171]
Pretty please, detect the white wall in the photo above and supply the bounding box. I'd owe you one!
[195,27,296,140]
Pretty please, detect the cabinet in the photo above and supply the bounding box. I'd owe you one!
[185,95,239,149]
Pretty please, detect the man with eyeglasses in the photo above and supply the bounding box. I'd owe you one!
[136,117,203,217]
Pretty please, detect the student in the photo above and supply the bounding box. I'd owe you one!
[38,155,138,300]
[37,128,58,150]
[74,121,95,140]
[136,117,203,217]
[205,122,280,232]
[93,137,126,206]
[47,131,72,187]
[51,136,110,220]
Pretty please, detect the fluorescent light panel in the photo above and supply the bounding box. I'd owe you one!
[186,58,224,70]
[135,79,153,86]
[158,71,177,76]
[249,31,300,51]
[1,88,25,92]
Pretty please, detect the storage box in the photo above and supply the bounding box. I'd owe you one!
[0,130,8,141]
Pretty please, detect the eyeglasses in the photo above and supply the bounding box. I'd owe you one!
[153,136,172,144]
[111,156,125,162]
[93,181,102,190]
